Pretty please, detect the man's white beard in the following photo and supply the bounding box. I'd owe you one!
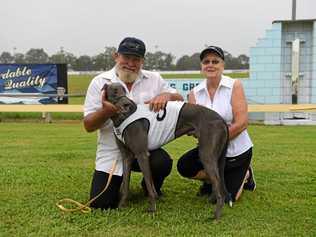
[116,67,139,83]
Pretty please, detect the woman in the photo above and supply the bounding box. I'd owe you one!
[177,46,255,202]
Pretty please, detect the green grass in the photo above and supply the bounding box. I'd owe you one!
[0,123,315,236]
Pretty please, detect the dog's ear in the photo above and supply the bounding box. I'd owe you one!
[101,83,108,91]
[101,83,110,100]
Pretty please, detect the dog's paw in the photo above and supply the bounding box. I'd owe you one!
[147,204,156,213]
[208,193,217,204]
[118,200,128,209]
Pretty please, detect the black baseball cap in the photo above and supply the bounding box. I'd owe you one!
[200,46,225,61]
[117,37,146,58]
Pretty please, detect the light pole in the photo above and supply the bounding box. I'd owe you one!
[60,46,65,63]
[12,47,17,63]
[104,47,107,70]
[292,0,296,20]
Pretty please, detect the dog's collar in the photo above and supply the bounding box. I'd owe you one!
[114,96,137,112]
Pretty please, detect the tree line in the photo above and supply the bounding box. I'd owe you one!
[0,47,249,71]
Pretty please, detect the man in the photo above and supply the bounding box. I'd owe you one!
[83,37,183,209]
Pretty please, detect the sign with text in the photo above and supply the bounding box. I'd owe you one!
[166,79,203,101]
[0,64,67,104]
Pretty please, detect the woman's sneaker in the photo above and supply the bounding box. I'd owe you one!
[243,166,256,191]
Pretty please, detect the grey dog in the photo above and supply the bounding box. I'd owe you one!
[103,82,231,220]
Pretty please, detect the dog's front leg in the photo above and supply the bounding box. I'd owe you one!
[118,154,133,208]
[117,140,134,209]
[136,151,158,212]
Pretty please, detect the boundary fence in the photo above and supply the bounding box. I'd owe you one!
[0,104,315,113]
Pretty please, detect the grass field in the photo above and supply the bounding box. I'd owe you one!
[1,123,315,236]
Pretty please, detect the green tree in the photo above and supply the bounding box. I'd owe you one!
[50,48,77,70]
[64,53,77,70]
[237,54,249,69]
[24,48,49,63]
[50,49,67,64]
[144,52,158,70]
[91,53,105,71]
[175,53,200,70]
[175,55,191,70]
[91,46,116,71]
[223,51,233,68]
[13,53,25,63]
[0,52,14,63]
[73,55,93,71]
[104,47,116,70]
[143,51,175,70]
[164,53,175,70]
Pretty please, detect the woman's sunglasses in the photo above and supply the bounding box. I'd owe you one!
[201,59,221,65]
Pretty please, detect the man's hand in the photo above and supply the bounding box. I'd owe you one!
[83,90,118,133]
[145,93,171,112]
[101,89,119,115]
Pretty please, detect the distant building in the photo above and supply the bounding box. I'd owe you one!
[244,19,316,125]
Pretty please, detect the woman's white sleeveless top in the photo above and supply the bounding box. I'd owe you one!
[193,75,253,157]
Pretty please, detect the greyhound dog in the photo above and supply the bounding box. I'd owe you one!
[103,82,231,220]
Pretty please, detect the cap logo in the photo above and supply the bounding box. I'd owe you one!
[121,41,141,50]
[200,45,224,61]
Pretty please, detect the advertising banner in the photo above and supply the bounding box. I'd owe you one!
[166,79,203,101]
[0,64,67,104]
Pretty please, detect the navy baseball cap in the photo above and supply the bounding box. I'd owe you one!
[200,46,225,61]
[117,37,146,58]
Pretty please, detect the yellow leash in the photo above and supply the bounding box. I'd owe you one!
[56,159,117,213]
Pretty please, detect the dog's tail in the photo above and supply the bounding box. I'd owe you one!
[218,122,233,207]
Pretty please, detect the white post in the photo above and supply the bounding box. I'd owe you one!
[291,38,300,104]
[42,112,52,123]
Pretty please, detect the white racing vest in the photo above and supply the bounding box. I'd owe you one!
[114,101,185,150]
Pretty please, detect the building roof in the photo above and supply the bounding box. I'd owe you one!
[273,19,316,24]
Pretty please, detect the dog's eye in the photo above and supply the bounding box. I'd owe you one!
[124,103,130,107]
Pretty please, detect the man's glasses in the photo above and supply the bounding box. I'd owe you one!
[201,59,221,65]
